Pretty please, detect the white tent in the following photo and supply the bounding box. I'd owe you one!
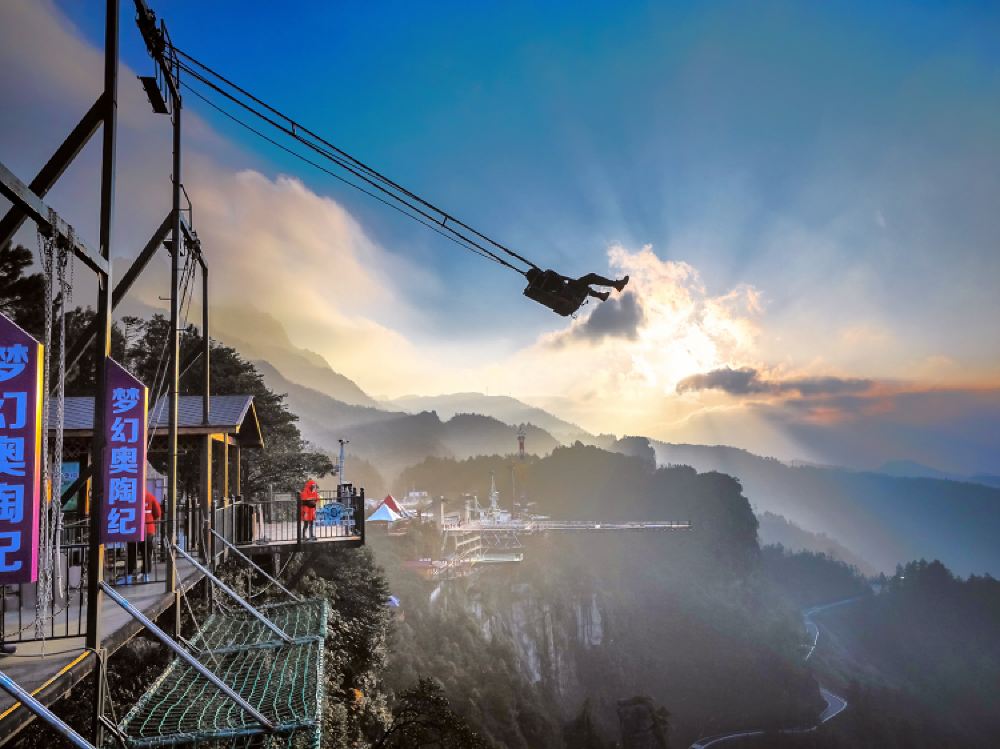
[368,501,403,523]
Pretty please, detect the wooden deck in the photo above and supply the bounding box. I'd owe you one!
[0,558,202,745]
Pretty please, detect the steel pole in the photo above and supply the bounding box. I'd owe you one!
[98,583,276,732]
[171,545,294,644]
[0,670,96,749]
[164,53,182,628]
[202,261,209,425]
[87,2,118,745]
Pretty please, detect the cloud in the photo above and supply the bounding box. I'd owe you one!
[537,244,762,390]
[676,366,874,397]
[0,1,462,399]
[553,291,644,345]
[485,244,767,436]
[676,367,763,394]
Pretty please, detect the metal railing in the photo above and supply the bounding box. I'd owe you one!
[0,488,364,646]
[0,497,207,645]
[239,486,364,548]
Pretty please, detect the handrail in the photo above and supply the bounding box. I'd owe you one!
[209,529,302,602]
[0,669,97,749]
[97,582,275,732]
[170,544,294,645]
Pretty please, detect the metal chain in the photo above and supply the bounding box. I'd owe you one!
[34,213,55,641]
[52,234,71,596]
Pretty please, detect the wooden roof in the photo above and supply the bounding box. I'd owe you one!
[48,394,264,448]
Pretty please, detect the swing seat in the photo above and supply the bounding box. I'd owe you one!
[523,270,587,316]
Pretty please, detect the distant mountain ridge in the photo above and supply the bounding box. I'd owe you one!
[385,392,592,443]
[652,440,1000,576]
[757,511,877,575]
[208,307,1000,577]
[879,459,1000,488]
[212,305,377,407]
[255,361,560,477]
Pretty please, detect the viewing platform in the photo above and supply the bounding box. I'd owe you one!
[237,489,365,552]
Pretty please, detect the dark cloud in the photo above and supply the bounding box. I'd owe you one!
[570,291,645,343]
[677,367,764,394]
[676,367,874,397]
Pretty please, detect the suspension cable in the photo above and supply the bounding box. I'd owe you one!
[169,45,539,275]
[178,64,523,273]
[180,82,511,270]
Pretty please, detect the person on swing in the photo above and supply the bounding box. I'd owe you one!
[523,267,630,316]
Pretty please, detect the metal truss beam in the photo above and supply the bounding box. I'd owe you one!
[0,161,109,275]
[0,95,104,248]
[62,212,174,377]
[210,530,302,602]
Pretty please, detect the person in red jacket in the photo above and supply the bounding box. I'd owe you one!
[127,490,162,580]
[144,490,162,539]
[300,479,320,541]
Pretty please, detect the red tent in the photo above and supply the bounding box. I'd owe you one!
[382,494,409,516]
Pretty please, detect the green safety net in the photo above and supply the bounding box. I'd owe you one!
[191,599,328,654]
[113,599,328,749]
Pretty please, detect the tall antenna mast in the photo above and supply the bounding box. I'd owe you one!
[338,439,349,486]
[489,471,499,512]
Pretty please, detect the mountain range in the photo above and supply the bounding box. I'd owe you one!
[211,305,378,407]
[652,441,1000,576]
[383,392,591,444]
[254,361,560,478]
[214,304,1000,577]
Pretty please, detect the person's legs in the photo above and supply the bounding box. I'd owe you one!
[142,537,152,579]
[126,542,138,580]
[0,587,14,654]
[587,288,610,302]
[578,273,629,292]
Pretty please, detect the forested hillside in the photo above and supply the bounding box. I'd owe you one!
[731,560,1000,749]
[757,513,877,576]
[392,446,828,746]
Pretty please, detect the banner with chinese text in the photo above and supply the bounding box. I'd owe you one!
[0,313,43,584]
[101,359,147,543]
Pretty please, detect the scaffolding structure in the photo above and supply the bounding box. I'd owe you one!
[0,2,310,746]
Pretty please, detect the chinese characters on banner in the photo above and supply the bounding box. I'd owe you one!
[0,313,43,584]
[101,360,147,543]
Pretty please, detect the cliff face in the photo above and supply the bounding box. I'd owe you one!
[455,582,605,705]
[384,448,823,747]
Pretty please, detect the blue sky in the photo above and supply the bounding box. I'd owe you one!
[4,0,999,471]
[54,0,1000,344]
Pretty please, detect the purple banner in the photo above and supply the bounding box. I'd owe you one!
[0,313,43,584]
[101,359,147,544]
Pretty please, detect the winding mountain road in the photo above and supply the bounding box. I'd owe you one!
[689,597,862,749]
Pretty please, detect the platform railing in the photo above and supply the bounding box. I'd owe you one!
[0,497,203,645]
[238,487,364,548]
